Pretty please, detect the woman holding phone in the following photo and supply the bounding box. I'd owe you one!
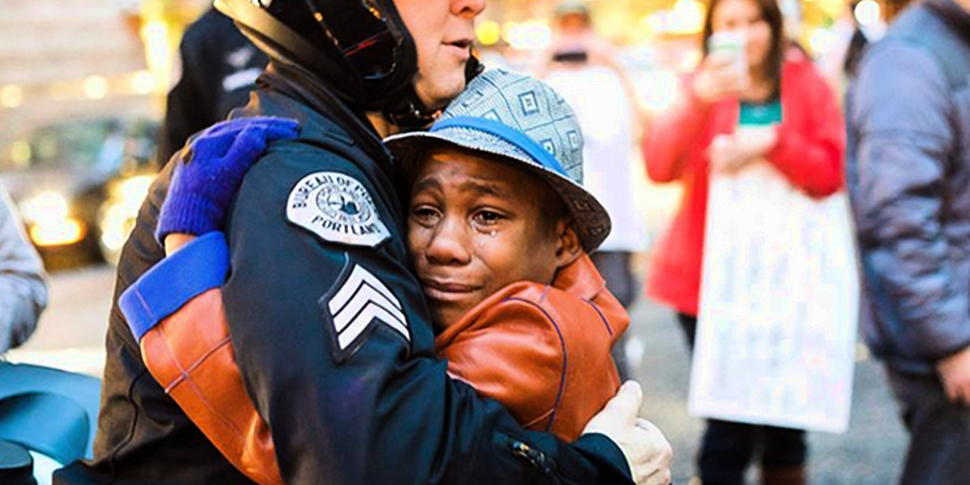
[641,0,844,484]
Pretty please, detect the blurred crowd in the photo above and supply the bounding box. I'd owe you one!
[642,0,970,482]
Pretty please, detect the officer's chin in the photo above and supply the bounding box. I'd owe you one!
[413,71,467,113]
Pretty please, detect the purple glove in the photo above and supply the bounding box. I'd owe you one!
[156,117,300,244]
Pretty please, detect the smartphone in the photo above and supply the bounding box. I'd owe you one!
[552,50,589,64]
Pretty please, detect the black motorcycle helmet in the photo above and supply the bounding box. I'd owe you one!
[214,0,482,127]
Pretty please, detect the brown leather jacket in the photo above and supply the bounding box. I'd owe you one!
[139,253,628,485]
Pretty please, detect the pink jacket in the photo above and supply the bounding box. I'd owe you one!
[642,50,845,316]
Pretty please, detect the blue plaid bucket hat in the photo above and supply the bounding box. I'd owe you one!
[384,68,612,252]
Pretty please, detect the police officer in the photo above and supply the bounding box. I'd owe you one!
[157,7,268,165]
[54,1,672,484]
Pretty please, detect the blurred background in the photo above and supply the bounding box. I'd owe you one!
[0,1,905,483]
[0,0,885,270]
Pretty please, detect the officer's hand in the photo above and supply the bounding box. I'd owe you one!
[582,381,673,485]
[156,117,300,244]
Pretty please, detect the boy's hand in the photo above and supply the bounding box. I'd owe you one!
[155,117,300,245]
[583,381,673,485]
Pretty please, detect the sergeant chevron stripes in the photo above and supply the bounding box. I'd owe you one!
[328,264,410,350]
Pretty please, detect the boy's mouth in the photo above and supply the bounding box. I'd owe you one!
[420,277,481,303]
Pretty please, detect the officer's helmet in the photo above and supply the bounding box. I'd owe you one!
[215,0,446,125]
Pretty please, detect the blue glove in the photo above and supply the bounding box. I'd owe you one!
[156,117,300,244]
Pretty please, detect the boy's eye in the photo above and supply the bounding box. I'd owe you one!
[411,206,441,226]
[472,210,505,227]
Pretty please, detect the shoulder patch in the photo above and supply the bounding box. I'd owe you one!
[287,172,391,247]
[321,260,411,363]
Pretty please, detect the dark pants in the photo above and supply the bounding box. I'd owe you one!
[591,251,636,382]
[677,313,808,485]
[887,368,970,485]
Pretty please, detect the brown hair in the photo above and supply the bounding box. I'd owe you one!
[702,0,786,96]
[883,0,917,22]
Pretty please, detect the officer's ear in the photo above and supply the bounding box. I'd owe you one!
[554,217,583,270]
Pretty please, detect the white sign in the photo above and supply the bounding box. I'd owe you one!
[689,163,859,434]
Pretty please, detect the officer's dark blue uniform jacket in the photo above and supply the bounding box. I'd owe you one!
[53,64,633,485]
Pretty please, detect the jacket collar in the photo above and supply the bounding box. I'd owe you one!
[257,60,394,169]
[432,252,613,349]
[552,253,607,302]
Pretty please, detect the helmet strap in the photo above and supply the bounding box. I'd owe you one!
[385,53,484,131]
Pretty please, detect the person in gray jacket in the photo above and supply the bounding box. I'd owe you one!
[0,182,47,353]
[847,0,970,483]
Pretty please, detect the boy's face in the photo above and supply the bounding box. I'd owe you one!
[407,146,573,328]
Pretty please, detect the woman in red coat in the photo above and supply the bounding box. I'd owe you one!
[642,0,845,483]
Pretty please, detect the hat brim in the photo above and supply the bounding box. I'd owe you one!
[385,127,612,252]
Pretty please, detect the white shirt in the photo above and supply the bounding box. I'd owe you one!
[545,65,646,252]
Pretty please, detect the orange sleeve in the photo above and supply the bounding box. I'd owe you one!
[437,298,564,433]
[140,289,284,485]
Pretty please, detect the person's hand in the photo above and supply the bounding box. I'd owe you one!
[709,134,745,173]
[735,126,778,155]
[938,345,970,406]
[709,126,777,174]
[693,52,750,104]
[155,117,300,245]
[584,37,621,69]
[583,381,673,485]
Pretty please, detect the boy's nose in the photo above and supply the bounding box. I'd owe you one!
[425,218,473,266]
